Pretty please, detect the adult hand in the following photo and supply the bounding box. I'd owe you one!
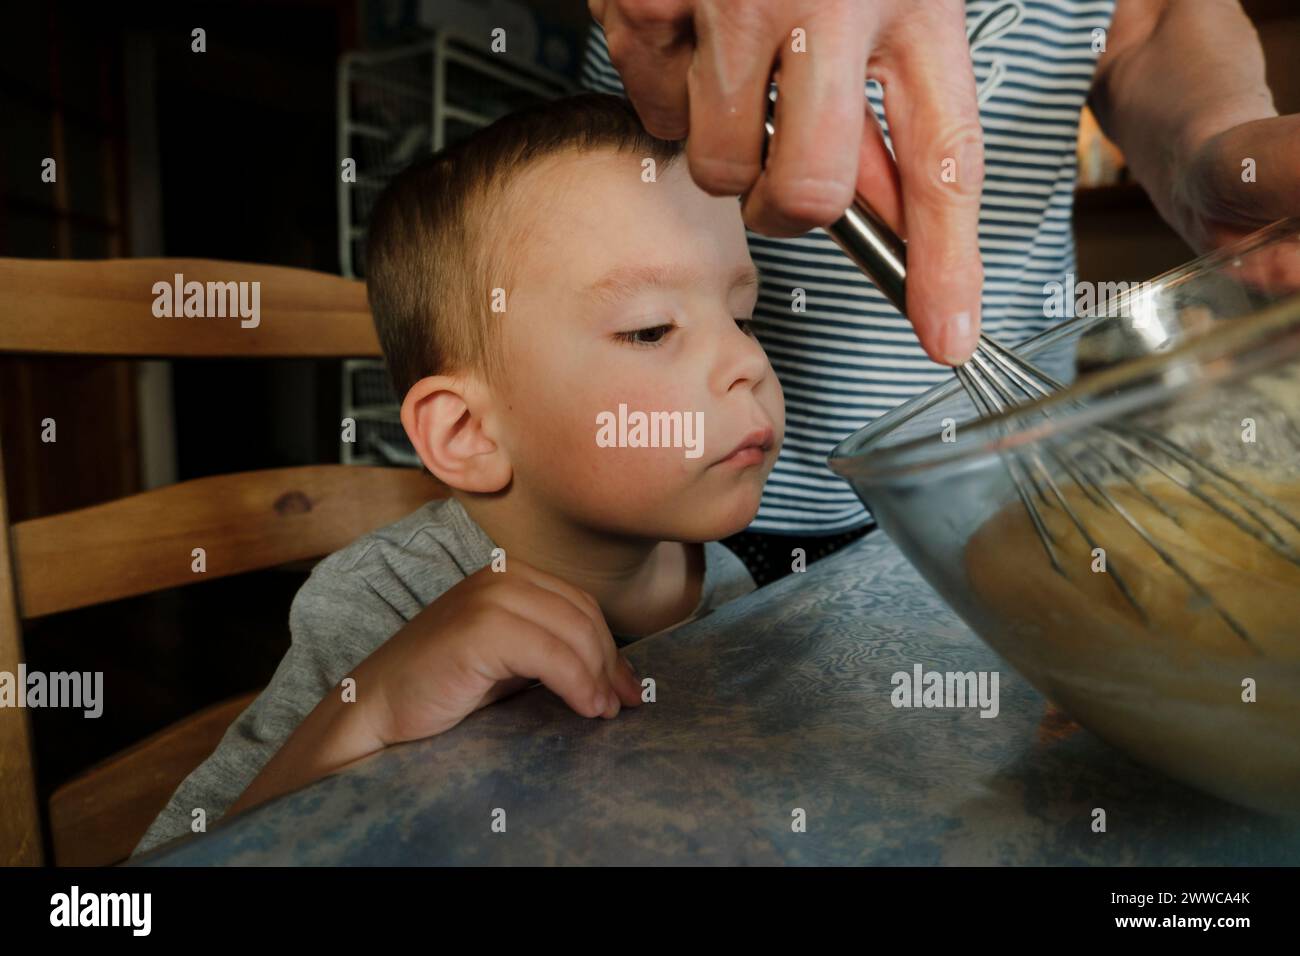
[1170,115,1300,296]
[589,0,985,366]
[1093,0,1300,294]
[1174,115,1300,249]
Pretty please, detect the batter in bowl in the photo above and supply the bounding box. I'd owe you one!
[963,464,1300,816]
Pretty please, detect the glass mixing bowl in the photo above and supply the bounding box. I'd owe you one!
[828,219,1300,817]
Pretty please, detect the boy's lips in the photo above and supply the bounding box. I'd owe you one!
[713,426,776,467]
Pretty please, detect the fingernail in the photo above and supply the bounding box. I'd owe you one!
[592,690,608,716]
[940,310,976,365]
[621,656,639,680]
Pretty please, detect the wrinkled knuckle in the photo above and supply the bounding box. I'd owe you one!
[914,123,984,204]
[947,122,987,179]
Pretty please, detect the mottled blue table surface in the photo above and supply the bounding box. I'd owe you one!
[135,531,1300,865]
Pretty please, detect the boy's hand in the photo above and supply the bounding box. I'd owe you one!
[354,560,644,747]
[228,560,642,820]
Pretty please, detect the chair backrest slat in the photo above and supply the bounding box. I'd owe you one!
[12,465,444,619]
[0,258,380,357]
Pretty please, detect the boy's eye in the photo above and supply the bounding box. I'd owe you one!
[614,322,676,347]
[735,317,756,336]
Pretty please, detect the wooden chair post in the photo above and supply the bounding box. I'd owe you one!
[0,438,43,865]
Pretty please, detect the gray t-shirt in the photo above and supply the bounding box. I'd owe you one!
[132,497,754,856]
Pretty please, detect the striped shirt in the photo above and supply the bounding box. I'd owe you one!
[580,0,1117,534]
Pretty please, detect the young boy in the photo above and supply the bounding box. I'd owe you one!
[133,93,785,856]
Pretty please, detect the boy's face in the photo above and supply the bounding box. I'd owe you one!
[490,149,785,542]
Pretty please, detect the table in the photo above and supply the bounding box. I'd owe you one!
[133,531,1300,865]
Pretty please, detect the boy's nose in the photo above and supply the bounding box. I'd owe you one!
[714,322,770,395]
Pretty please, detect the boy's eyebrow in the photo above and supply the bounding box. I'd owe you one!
[583,262,760,306]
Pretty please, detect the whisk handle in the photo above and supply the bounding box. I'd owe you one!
[826,201,909,315]
[762,84,909,315]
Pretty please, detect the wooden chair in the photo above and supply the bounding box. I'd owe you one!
[0,258,444,866]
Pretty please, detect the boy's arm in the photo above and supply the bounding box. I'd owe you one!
[130,566,408,857]
[134,557,642,857]
[224,655,388,816]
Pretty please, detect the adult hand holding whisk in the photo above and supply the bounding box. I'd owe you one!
[589,0,986,367]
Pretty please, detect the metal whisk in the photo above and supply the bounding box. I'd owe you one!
[814,187,1300,648]
[761,89,1300,646]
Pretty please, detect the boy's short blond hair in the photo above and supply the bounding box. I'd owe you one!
[365,92,685,399]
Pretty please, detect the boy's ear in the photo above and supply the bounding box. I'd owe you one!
[400,374,511,493]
